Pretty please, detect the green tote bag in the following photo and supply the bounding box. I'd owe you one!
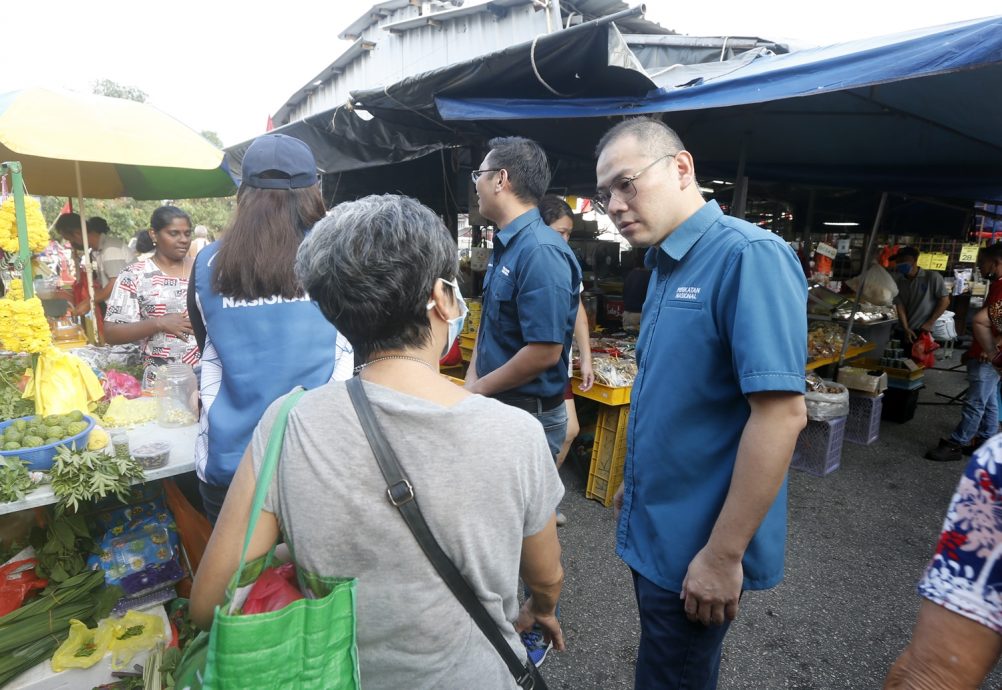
[176,389,361,690]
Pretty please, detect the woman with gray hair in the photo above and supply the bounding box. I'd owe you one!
[191,194,566,688]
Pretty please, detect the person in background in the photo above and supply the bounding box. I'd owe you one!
[538,194,594,526]
[925,243,1002,462]
[622,251,652,333]
[187,133,353,525]
[466,137,580,666]
[103,206,198,366]
[892,246,951,344]
[188,225,210,257]
[131,228,155,260]
[596,117,807,689]
[885,436,1002,689]
[191,194,565,688]
[55,214,135,331]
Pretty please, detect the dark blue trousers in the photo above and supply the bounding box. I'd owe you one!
[198,480,229,526]
[632,570,733,690]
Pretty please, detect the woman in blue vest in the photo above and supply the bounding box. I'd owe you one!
[187,133,353,523]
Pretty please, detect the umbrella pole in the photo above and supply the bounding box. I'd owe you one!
[837,192,888,366]
[74,161,100,344]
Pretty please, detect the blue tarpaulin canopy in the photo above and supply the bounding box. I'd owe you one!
[436,16,1002,199]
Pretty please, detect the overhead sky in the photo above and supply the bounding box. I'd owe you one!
[5,1,999,147]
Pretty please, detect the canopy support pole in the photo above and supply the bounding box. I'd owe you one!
[732,137,749,218]
[2,162,35,298]
[838,192,888,366]
[74,161,100,344]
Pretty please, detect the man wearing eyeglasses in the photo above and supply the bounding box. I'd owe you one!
[595,117,808,689]
[464,136,580,665]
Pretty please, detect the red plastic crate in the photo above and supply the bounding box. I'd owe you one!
[791,416,846,476]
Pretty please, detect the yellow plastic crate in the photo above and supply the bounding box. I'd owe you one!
[572,378,632,406]
[586,405,630,507]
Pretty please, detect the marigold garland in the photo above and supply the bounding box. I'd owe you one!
[0,196,50,254]
[0,294,51,353]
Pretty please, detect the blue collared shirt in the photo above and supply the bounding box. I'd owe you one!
[476,208,581,398]
[617,200,807,592]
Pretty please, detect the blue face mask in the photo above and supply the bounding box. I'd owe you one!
[428,278,468,357]
[896,263,912,277]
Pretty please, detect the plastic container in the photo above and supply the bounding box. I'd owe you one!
[131,441,171,470]
[156,364,198,427]
[845,394,883,446]
[586,405,630,506]
[791,416,846,477]
[0,414,96,471]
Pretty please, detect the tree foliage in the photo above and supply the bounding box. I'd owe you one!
[91,79,148,103]
[35,84,236,241]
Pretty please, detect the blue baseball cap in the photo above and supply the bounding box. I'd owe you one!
[241,133,317,189]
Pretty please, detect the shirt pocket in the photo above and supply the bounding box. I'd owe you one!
[488,275,516,320]
[662,299,703,311]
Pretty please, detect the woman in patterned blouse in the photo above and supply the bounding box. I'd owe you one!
[103,205,200,366]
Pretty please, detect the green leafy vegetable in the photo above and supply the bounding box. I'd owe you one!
[0,457,33,503]
[49,445,145,514]
[0,355,33,424]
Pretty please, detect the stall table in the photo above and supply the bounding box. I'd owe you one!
[805,343,876,371]
[0,422,197,517]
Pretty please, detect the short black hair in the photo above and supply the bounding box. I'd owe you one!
[487,136,551,204]
[86,217,110,234]
[150,205,192,232]
[596,117,685,159]
[979,242,1002,262]
[538,195,573,226]
[54,213,81,235]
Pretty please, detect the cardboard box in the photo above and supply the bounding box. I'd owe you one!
[837,366,888,395]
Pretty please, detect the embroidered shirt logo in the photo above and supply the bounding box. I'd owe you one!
[501,266,511,277]
[674,286,701,300]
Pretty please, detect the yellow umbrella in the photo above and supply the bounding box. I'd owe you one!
[0,87,236,339]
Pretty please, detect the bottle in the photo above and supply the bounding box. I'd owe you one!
[158,364,198,427]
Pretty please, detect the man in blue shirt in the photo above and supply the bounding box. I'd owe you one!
[465,136,581,457]
[465,136,581,666]
[595,118,808,689]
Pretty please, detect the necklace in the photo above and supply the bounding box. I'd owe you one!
[354,355,436,374]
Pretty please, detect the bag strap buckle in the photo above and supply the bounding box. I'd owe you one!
[516,665,536,689]
[387,479,415,507]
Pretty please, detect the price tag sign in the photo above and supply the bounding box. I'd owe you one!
[928,253,949,271]
[916,254,933,269]
[959,244,980,263]
[815,242,838,260]
[836,238,851,255]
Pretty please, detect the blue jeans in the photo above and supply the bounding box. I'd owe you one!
[199,480,229,526]
[530,403,568,461]
[632,570,732,690]
[949,360,1000,444]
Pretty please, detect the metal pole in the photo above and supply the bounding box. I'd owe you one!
[3,162,35,298]
[74,161,100,343]
[732,137,749,218]
[838,192,888,366]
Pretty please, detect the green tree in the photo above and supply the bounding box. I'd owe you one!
[91,79,147,103]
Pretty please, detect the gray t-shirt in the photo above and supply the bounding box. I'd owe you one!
[250,380,563,690]
[894,268,949,329]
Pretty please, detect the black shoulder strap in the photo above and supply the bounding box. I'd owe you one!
[345,376,544,690]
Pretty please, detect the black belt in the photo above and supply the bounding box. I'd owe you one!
[493,392,564,414]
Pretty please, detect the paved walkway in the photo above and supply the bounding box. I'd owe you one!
[541,350,1002,689]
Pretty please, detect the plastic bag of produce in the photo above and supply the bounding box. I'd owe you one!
[22,348,104,417]
[846,263,898,306]
[242,562,304,615]
[51,618,115,671]
[108,609,165,670]
[0,558,48,617]
[912,331,939,367]
[804,377,849,421]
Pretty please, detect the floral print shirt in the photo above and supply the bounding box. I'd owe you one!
[918,435,1002,633]
[105,258,200,366]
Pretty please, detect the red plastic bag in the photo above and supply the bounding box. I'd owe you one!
[911,331,939,368]
[0,558,48,616]
[439,339,462,367]
[241,562,303,615]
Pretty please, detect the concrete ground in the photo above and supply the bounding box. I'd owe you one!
[542,349,1002,689]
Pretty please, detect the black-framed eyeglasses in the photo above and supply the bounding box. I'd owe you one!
[593,153,675,215]
[471,168,504,183]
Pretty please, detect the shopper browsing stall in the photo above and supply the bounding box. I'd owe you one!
[191,194,565,688]
[103,206,199,367]
[187,133,353,524]
[925,243,1002,463]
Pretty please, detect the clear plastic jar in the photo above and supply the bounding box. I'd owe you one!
[157,364,198,427]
